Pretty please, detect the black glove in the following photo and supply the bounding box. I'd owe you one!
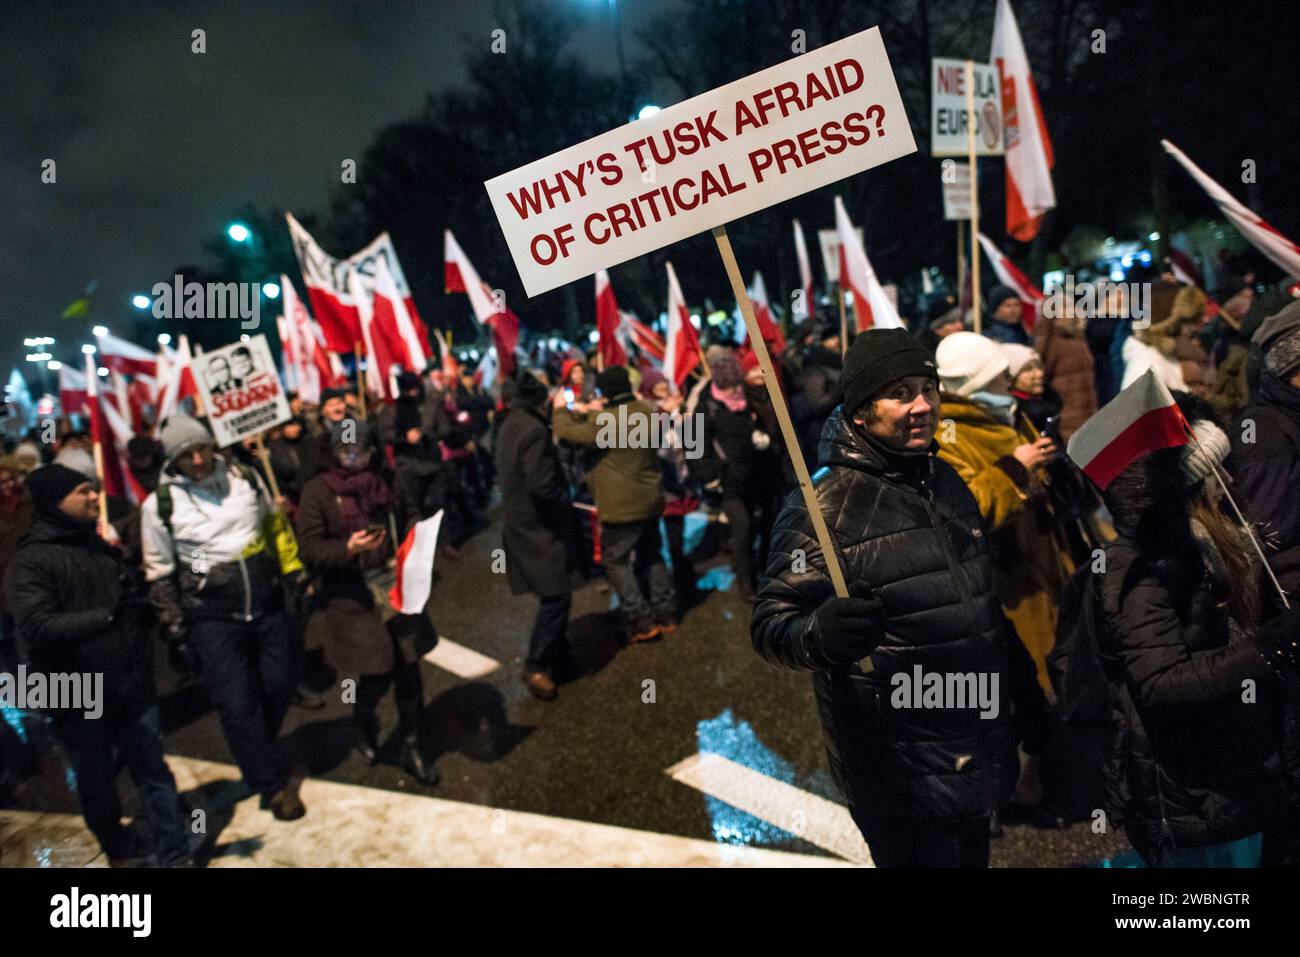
[812,583,885,665]
[165,630,200,681]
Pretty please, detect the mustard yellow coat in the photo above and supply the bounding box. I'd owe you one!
[936,394,1075,693]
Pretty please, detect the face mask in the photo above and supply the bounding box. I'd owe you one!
[970,391,1017,424]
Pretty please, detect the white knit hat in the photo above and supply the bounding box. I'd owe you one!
[1180,419,1230,486]
[999,343,1040,380]
[936,332,1010,397]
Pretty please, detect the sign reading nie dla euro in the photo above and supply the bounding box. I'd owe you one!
[485,27,916,296]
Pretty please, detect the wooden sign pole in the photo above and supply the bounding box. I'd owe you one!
[713,224,848,600]
[965,59,982,334]
[838,286,847,358]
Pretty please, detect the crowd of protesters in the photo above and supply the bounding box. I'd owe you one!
[2,253,1300,871]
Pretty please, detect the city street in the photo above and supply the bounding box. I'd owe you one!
[3,501,1134,868]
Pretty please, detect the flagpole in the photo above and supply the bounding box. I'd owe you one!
[965,59,982,335]
[838,286,847,358]
[713,225,850,606]
[354,340,367,418]
[1184,427,1291,609]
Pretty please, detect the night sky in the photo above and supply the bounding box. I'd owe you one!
[0,0,659,378]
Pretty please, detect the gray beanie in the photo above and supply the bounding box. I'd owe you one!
[53,445,96,480]
[160,413,215,467]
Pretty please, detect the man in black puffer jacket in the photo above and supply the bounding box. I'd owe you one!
[753,329,1034,867]
[5,465,191,866]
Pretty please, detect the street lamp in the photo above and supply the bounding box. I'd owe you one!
[263,282,280,299]
[132,294,151,310]
[157,333,172,346]
[47,361,62,371]
[637,104,661,121]
[82,344,96,355]
[227,222,252,243]
[92,325,108,337]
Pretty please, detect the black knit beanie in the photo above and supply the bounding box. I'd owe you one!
[26,464,91,517]
[595,366,633,402]
[841,328,938,414]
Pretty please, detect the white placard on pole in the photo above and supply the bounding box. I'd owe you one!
[931,58,1003,158]
[193,334,292,448]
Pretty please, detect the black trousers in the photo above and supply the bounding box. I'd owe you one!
[527,592,572,672]
[854,812,991,868]
[355,658,424,739]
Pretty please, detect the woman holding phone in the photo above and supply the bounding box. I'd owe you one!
[295,421,440,786]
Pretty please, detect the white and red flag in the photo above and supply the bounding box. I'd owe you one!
[595,269,629,368]
[475,347,500,392]
[154,334,199,429]
[95,331,157,377]
[748,271,788,355]
[1066,368,1189,490]
[1162,139,1300,280]
[286,213,427,355]
[834,196,902,332]
[623,313,665,362]
[84,356,138,503]
[278,276,342,405]
[977,231,1045,331]
[388,508,444,614]
[373,257,430,372]
[350,269,402,400]
[444,230,499,325]
[663,262,701,388]
[992,0,1056,242]
[58,364,88,417]
[793,218,816,321]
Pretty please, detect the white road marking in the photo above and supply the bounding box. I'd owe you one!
[665,751,873,866]
[421,636,501,679]
[1,756,849,868]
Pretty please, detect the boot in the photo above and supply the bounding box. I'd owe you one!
[266,774,306,821]
[352,707,381,765]
[401,735,440,786]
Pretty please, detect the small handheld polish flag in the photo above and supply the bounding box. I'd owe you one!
[1066,368,1188,490]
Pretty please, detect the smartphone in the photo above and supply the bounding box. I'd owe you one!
[1042,414,1061,444]
[563,387,575,409]
[365,523,386,537]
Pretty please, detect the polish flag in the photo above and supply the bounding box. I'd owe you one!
[1066,368,1188,490]
[489,303,519,380]
[444,230,498,325]
[1162,139,1300,280]
[373,257,430,372]
[793,219,816,321]
[58,363,89,416]
[749,271,787,355]
[85,357,133,503]
[595,270,629,368]
[992,0,1056,242]
[623,313,665,362]
[350,269,404,400]
[389,509,444,614]
[286,212,361,352]
[96,331,157,377]
[278,277,341,405]
[475,347,500,392]
[663,262,701,388]
[834,196,902,332]
[100,387,146,505]
[155,335,199,429]
[977,231,1045,332]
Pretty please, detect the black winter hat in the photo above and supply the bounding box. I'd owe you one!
[595,366,633,402]
[987,285,1020,311]
[25,464,91,516]
[841,328,938,414]
[320,387,347,405]
[512,371,548,407]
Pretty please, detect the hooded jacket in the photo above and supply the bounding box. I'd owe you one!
[140,457,286,633]
[4,513,155,725]
[752,408,1018,821]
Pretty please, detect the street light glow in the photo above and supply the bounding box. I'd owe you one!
[47,361,62,371]
[157,333,172,346]
[637,104,661,120]
[92,325,108,337]
[264,282,281,299]
[82,344,96,355]
[132,294,151,309]
[227,222,252,243]
[97,367,109,377]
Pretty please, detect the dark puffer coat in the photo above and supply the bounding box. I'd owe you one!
[752,408,1018,821]
[4,515,155,726]
[1098,535,1291,856]
[496,402,582,599]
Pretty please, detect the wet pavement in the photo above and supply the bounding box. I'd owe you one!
[2,502,1134,867]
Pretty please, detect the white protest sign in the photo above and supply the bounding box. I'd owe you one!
[485,27,916,296]
[930,58,1003,157]
[942,159,972,220]
[194,334,291,447]
[817,226,864,284]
